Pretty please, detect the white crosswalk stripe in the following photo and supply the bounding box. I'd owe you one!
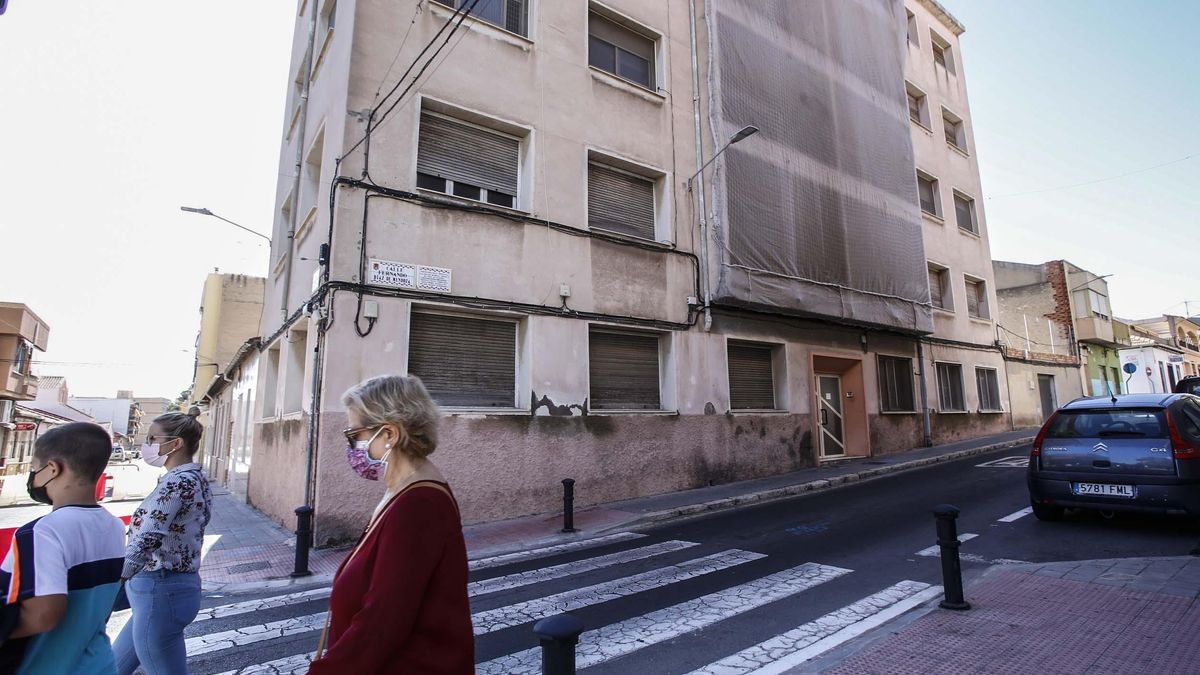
[469,532,647,571]
[187,612,327,657]
[476,562,852,674]
[685,581,935,674]
[195,587,331,622]
[468,539,698,596]
[914,532,977,556]
[473,549,765,635]
[213,653,312,675]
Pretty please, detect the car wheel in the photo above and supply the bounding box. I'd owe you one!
[1031,502,1064,521]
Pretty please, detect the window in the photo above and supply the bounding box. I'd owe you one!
[936,363,966,412]
[589,327,661,410]
[301,130,323,235]
[905,82,928,127]
[261,344,281,418]
[930,31,954,73]
[975,368,1002,411]
[906,10,918,47]
[433,0,528,37]
[588,11,656,89]
[942,109,965,151]
[283,328,308,414]
[916,171,940,217]
[878,356,916,412]
[11,340,32,375]
[965,277,988,319]
[728,341,776,410]
[417,111,520,209]
[409,311,517,408]
[928,264,951,311]
[953,191,977,234]
[1072,289,1110,320]
[313,0,337,74]
[588,162,656,240]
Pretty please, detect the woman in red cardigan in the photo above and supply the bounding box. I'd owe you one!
[308,375,474,674]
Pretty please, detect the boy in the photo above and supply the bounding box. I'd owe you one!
[0,422,127,675]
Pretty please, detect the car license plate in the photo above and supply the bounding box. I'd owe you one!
[1073,483,1135,498]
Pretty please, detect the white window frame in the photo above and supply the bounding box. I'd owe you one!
[952,189,978,235]
[906,9,919,47]
[916,169,942,219]
[928,261,953,312]
[405,304,527,412]
[584,148,671,244]
[415,98,534,212]
[906,81,930,129]
[930,30,955,74]
[975,367,1003,412]
[877,354,917,414]
[587,3,664,94]
[586,324,672,414]
[964,274,990,320]
[935,361,967,413]
[941,106,967,153]
[431,0,532,40]
[725,337,787,412]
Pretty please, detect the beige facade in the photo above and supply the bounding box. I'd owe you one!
[132,397,173,445]
[251,0,1017,543]
[189,273,267,407]
[0,303,50,475]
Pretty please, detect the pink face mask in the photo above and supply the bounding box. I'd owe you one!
[345,427,386,481]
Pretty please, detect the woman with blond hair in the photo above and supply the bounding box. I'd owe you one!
[308,375,473,674]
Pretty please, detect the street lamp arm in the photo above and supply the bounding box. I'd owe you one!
[180,206,272,244]
[1069,273,1113,293]
[686,125,759,190]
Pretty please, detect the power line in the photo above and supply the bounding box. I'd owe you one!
[987,151,1199,200]
[372,2,423,107]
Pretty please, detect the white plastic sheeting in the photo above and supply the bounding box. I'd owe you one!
[705,0,934,334]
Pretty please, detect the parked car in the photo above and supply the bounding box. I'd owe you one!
[110,445,129,462]
[1175,375,1200,397]
[1028,393,1200,520]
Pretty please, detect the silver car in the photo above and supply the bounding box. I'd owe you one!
[1027,393,1200,520]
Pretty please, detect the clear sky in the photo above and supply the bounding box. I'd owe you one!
[1,1,1196,399]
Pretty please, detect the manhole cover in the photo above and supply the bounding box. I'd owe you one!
[227,561,272,575]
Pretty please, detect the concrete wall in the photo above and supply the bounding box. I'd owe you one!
[1004,359,1085,428]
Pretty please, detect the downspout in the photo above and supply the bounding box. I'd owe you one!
[688,0,713,331]
[303,304,327,514]
[917,340,933,447]
[282,8,320,323]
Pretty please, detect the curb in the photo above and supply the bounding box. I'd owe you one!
[203,572,336,594]
[613,436,1035,531]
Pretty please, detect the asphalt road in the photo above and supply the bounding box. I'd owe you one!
[173,444,1200,674]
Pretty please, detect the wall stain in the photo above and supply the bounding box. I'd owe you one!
[704,402,717,415]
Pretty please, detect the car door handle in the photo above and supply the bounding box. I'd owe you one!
[820,409,828,426]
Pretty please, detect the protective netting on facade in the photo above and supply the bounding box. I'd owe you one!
[706,0,933,334]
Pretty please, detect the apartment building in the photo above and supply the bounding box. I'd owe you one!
[0,303,50,474]
[188,273,267,408]
[251,0,1010,543]
[1126,315,1200,381]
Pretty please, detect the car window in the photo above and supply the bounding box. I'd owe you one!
[1177,402,1200,443]
[1044,409,1168,439]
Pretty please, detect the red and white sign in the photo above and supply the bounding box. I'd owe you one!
[13,423,36,431]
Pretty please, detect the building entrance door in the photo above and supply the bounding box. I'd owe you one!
[816,375,846,458]
[1037,374,1057,421]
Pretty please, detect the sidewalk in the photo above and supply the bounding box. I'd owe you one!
[812,556,1200,674]
[463,428,1036,560]
[178,428,1032,591]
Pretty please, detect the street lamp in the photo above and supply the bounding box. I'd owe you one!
[181,206,271,245]
[1069,273,1113,292]
[686,125,759,190]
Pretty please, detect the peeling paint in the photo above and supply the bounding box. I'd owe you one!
[530,391,585,417]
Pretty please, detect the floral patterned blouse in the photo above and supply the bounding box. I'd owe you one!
[122,462,213,579]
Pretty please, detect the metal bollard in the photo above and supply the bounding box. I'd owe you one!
[561,479,578,533]
[534,613,584,675]
[292,506,314,578]
[932,504,970,610]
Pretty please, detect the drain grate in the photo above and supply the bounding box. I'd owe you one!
[227,561,272,575]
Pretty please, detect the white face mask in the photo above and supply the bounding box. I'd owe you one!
[141,440,180,468]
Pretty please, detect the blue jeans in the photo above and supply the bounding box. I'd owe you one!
[113,570,201,675]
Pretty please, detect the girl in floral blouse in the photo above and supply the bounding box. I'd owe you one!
[113,408,213,675]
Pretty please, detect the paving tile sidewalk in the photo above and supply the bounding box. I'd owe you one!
[463,428,1036,560]
[810,557,1200,674]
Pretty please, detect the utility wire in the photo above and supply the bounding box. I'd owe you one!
[996,323,1067,349]
[988,151,1199,200]
[372,2,423,107]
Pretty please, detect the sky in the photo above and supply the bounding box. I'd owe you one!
[0,1,1197,399]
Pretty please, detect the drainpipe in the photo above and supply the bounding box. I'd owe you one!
[688,0,713,331]
[917,340,933,447]
[282,8,319,324]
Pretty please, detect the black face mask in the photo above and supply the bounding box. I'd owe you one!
[26,465,55,506]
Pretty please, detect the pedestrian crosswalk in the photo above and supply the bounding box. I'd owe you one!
[150,532,942,674]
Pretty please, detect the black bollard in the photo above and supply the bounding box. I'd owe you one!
[292,505,314,578]
[534,613,584,675]
[561,479,577,533]
[932,504,970,610]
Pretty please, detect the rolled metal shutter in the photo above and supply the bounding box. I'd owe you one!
[408,311,516,407]
[878,356,914,412]
[505,0,525,35]
[588,163,655,240]
[589,328,660,410]
[727,342,775,409]
[417,112,519,197]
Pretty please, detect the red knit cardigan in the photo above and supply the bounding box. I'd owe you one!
[307,483,474,674]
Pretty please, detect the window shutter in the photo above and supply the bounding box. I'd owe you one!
[976,369,1000,411]
[408,312,516,407]
[966,280,981,318]
[879,356,915,412]
[505,0,525,35]
[918,176,936,214]
[728,342,775,410]
[928,268,944,308]
[589,328,660,410]
[418,112,519,197]
[954,194,974,232]
[588,163,655,239]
